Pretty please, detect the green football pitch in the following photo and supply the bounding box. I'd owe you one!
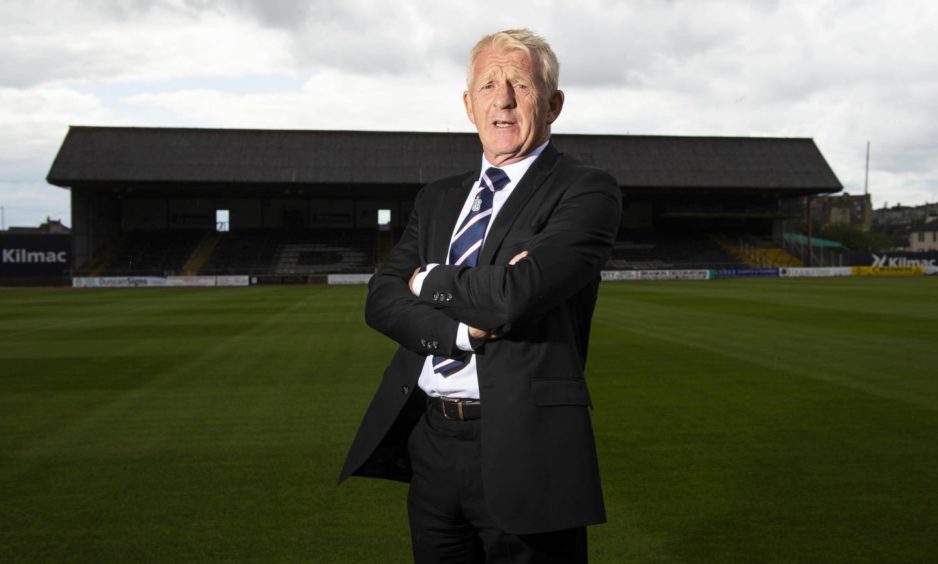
[1,277,936,563]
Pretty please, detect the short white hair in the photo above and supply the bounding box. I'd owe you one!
[467,29,560,93]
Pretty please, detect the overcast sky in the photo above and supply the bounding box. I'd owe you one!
[1,0,935,228]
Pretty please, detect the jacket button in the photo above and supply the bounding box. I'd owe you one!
[431,341,439,349]
[401,385,409,395]
[432,292,439,301]
[420,339,427,347]
[445,293,453,302]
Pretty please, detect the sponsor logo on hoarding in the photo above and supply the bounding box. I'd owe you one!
[2,248,68,264]
[852,266,924,276]
[872,254,936,268]
[327,274,373,285]
[780,267,852,278]
[714,268,779,279]
[601,270,710,281]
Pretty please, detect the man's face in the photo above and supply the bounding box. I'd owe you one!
[463,47,564,167]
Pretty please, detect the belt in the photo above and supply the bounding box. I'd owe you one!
[427,396,481,421]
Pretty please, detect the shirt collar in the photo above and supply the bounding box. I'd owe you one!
[478,139,550,186]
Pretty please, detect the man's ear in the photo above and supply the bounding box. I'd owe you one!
[463,91,476,125]
[546,89,565,125]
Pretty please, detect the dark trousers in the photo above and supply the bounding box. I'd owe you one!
[406,408,588,564]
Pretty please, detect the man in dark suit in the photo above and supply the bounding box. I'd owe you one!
[340,29,622,563]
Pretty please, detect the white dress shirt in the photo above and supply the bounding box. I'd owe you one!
[412,140,549,399]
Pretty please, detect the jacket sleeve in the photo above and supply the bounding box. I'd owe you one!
[364,190,463,358]
[417,168,621,330]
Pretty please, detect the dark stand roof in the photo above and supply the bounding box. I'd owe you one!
[47,126,842,195]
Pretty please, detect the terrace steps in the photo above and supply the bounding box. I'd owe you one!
[182,231,222,275]
[716,237,804,268]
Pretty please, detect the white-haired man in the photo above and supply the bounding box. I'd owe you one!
[341,29,621,563]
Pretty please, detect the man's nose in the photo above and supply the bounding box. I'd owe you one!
[494,82,516,109]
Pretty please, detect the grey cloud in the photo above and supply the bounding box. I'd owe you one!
[227,0,317,29]
[0,42,132,88]
[0,0,289,88]
[0,2,181,87]
[1,0,936,209]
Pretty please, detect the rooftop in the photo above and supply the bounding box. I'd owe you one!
[47,126,843,195]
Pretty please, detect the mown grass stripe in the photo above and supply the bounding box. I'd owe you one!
[1,280,936,562]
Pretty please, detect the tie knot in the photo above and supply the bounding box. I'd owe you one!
[482,167,510,192]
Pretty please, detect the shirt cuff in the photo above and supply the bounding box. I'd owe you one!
[411,263,438,296]
[455,322,477,351]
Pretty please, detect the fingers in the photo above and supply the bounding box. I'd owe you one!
[468,326,489,339]
[509,250,529,265]
[469,326,499,341]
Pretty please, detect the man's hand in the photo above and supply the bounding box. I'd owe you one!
[410,252,524,296]
[468,326,492,340]
[466,251,528,341]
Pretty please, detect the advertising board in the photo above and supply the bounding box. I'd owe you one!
[713,268,779,279]
[850,252,938,269]
[779,267,852,278]
[851,266,924,277]
[216,275,251,287]
[327,273,373,285]
[0,234,70,277]
[166,276,216,287]
[73,276,168,288]
[73,275,251,287]
[601,270,710,281]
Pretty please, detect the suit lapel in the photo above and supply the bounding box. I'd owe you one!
[429,169,478,263]
[479,143,561,265]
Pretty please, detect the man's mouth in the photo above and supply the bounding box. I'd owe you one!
[493,120,515,128]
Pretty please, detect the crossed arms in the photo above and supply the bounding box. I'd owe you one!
[364,167,621,355]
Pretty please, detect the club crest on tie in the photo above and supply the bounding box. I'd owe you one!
[471,195,482,212]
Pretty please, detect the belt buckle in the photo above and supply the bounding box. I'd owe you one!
[439,397,464,421]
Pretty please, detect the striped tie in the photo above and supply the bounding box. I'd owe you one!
[433,167,510,376]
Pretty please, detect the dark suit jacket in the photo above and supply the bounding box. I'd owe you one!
[339,142,622,534]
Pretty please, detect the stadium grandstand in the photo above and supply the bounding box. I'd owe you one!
[44,126,843,281]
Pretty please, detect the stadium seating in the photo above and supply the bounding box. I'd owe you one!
[270,229,376,275]
[606,235,746,270]
[99,230,205,275]
[199,228,377,275]
[734,237,804,268]
[91,229,791,276]
[198,229,281,275]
